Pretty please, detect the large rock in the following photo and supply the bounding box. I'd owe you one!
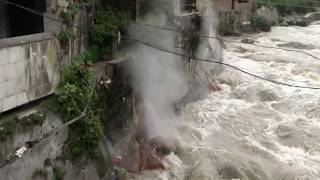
[277,41,316,50]
[304,12,320,23]
[280,16,309,27]
[257,6,279,25]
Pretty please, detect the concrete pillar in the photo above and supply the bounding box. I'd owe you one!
[0,2,8,39]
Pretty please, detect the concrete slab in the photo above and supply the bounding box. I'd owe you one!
[8,46,23,63]
[2,63,17,81]
[0,48,8,65]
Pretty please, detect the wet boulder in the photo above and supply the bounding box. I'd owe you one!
[218,164,245,180]
[280,16,309,27]
[241,38,256,44]
[277,41,315,50]
[304,12,320,24]
[256,6,279,25]
[149,136,180,156]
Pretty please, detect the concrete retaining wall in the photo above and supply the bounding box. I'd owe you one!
[0,3,91,114]
[0,33,60,113]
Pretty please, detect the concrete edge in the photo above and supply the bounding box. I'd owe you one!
[0,32,56,49]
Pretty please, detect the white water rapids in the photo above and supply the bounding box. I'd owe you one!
[136,22,320,180]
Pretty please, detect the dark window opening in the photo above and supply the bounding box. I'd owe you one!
[6,0,45,38]
[238,0,249,3]
[232,0,235,9]
[180,0,197,13]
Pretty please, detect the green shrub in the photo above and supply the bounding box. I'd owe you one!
[58,3,78,45]
[90,7,130,46]
[250,14,271,32]
[61,3,79,26]
[218,15,235,36]
[57,29,74,43]
[54,50,102,157]
[53,166,66,180]
[255,0,316,15]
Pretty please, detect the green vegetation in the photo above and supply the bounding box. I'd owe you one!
[0,110,46,141]
[218,15,236,36]
[19,110,46,125]
[91,7,129,46]
[255,0,317,15]
[250,14,272,32]
[57,29,74,44]
[61,3,79,26]
[53,166,66,180]
[53,0,131,157]
[58,3,79,45]
[54,51,102,157]
[90,5,130,58]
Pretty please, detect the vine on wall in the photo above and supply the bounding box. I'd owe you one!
[53,50,102,157]
[57,3,79,44]
[53,0,132,158]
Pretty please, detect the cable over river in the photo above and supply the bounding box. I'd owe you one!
[136,22,320,180]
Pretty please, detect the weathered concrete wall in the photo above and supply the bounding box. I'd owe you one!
[0,33,60,113]
[213,0,233,12]
[211,0,254,12]
[0,107,109,180]
[0,3,91,114]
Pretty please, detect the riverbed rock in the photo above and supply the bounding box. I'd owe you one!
[304,12,320,23]
[241,38,256,44]
[277,42,316,50]
[280,16,309,27]
[218,164,245,180]
[257,6,279,25]
[149,136,179,155]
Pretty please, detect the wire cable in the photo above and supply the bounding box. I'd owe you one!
[0,70,104,169]
[124,37,320,90]
[1,0,319,61]
[131,22,320,62]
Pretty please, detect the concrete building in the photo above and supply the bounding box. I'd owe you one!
[0,0,92,113]
[213,0,254,23]
[213,0,254,12]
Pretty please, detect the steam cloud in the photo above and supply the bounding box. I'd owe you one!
[125,0,222,139]
[127,12,188,139]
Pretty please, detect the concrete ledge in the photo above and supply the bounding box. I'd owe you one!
[0,32,56,49]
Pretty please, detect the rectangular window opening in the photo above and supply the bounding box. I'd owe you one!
[238,0,249,3]
[180,0,197,13]
[0,0,46,39]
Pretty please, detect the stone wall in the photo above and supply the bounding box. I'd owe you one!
[0,107,109,180]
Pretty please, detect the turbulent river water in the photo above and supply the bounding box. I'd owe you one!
[136,22,320,180]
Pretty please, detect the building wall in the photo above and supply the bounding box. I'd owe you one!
[0,33,60,113]
[213,0,233,12]
[212,0,253,12]
[0,2,91,114]
[234,0,254,22]
[211,0,254,22]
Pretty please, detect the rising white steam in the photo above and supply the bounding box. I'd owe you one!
[126,11,188,139]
